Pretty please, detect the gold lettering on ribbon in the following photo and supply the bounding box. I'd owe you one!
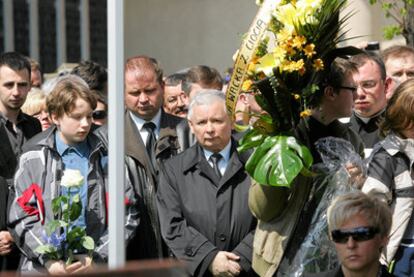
[225,0,279,117]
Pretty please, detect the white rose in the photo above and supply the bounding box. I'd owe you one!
[61,169,84,188]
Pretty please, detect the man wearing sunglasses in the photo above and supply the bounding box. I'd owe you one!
[305,191,393,277]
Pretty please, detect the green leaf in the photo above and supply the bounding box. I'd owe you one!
[252,136,303,186]
[58,220,68,228]
[238,128,265,153]
[46,220,61,235]
[285,136,313,168]
[71,194,80,203]
[66,227,86,243]
[246,136,313,187]
[245,136,278,173]
[35,244,57,255]
[81,236,95,250]
[383,25,402,40]
[52,197,62,215]
[69,202,82,221]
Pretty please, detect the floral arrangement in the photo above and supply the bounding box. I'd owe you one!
[236,0,351,187]
[36,169,95,264]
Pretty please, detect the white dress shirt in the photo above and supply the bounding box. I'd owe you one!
[129,109,162,146]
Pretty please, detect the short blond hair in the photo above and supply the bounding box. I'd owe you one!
[327,191,392,238]
[21,88,47,116]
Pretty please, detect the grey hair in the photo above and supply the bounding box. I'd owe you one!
[42,74,90,95]
[327,191,392,238]
[187,89,227,120]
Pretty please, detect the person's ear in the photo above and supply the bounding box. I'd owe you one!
[324,86,336,100]
[50,113,60,127]
[384,77,393,100]
[188,119,195,134]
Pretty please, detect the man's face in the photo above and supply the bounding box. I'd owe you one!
[0,66,30,114]
[353,61,388,118]
[189,101,232,153]
[125,68,163,120]
[385,55,414,99]
[163,83,189,118]
[51,98,93,145]
[333,213,387,275]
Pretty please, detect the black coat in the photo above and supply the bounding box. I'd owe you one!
[0,112,41,181]
[96,110,191,260]
[0,176,19,271]
[349,111,383,149]
[157,142,256,276]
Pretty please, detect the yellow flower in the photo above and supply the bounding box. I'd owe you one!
[285,46,296,56]
[274,3,298,31]
[300,109,312,118]
[293,94,300,100]
[313,58,324,71]
[242,79,253,91]
[273,47,286,61]
[277,28,293,42]
[247,62,257,74]
[303,43,316,58]
[256,53,281,76]
[292,35,307,49]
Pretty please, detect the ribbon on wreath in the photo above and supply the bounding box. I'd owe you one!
[225,0,278,118]
[17,183,45,225]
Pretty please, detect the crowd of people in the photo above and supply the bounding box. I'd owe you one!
[0,43,413,277]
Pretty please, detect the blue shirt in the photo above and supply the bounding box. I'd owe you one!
[55,133,90,229]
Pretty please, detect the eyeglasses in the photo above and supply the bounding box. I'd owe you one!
[331,226,379,243]
[93,110,107,120]
[337,86,358,94]
[337,80,380,94]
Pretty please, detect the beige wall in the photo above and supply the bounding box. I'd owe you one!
[125,0,257,75]
[124,0,405,75]
[342,0,405,48]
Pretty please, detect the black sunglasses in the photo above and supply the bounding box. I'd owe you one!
[331,226,379,243]
[93,110,107,120]
[336,86,357,94]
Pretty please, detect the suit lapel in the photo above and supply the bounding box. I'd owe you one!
[219,144,243,187]
[124,112,156,177]
[156,111,180,158]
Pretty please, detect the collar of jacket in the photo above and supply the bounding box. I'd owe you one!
[381,132,414,164]
[156,109,181,156]
[182,139,248,178]
[125,110,181,160]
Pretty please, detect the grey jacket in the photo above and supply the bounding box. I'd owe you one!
[8,127,138,273]
[363,133,414,265]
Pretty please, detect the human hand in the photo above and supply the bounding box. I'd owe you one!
[45,260,83,275]
[345,162,366,189]
[71,254,94,274]
[209,251,241,276]
[0,231,14,255]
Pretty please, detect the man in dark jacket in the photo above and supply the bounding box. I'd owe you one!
[97,55,191,260]
[0,52,41,271]
[157,90,256,276]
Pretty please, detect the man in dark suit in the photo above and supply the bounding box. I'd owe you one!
[157,90,256,276]
[0,52,41,271]
[122,55,191,260]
